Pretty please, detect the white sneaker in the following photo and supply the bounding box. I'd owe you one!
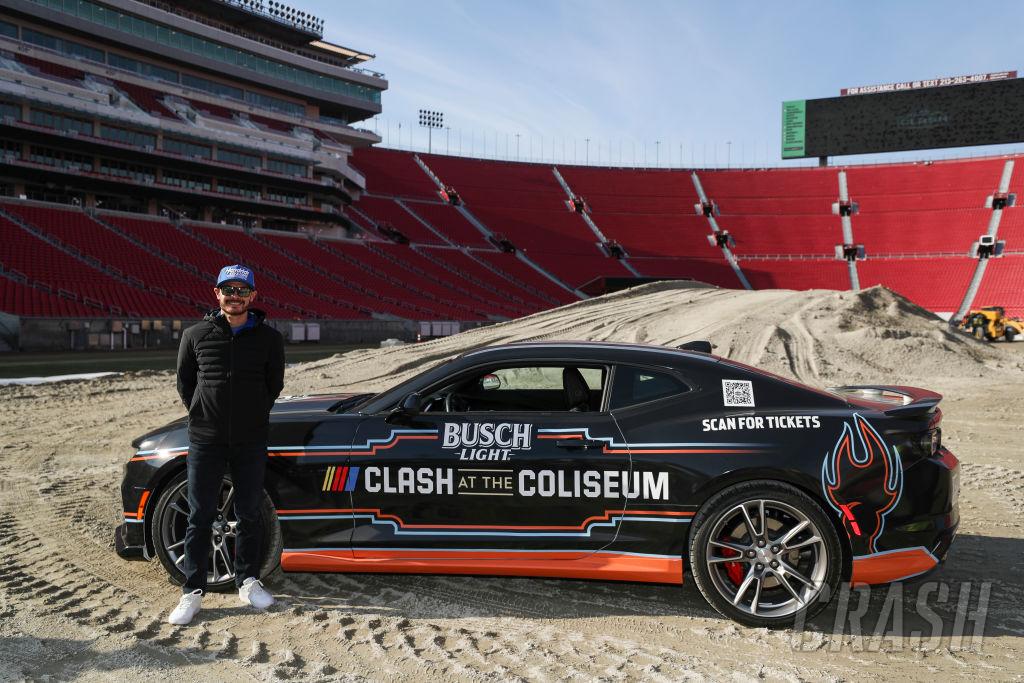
[168,589,203,625]
[239,577,274,609]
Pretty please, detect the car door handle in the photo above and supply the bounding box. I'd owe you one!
[555,439,605,450]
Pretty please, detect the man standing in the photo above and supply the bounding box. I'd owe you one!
[169,264,285,625]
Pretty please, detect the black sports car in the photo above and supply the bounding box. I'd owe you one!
[116,341,959,627]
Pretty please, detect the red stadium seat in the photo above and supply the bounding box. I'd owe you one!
[2,149,1019,321]
[857,257,976,313]
[974,255,1024,317]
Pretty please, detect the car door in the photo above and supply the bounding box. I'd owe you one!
[606,363,711,559]
[349,362,632,561]
[268,409,366,563]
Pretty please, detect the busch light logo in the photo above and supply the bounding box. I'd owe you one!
[442,422,532,461]
[223,266,250,281]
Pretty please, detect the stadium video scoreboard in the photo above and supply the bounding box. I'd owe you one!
[782,71,1024,159]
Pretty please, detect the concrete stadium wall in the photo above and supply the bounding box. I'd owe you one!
[0,312,18,352]
[10,317,491,352]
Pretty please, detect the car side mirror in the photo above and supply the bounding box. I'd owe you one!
[399,392,422,415]
[387,392,422,424]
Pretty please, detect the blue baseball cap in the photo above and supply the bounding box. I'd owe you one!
[216,264,255,288]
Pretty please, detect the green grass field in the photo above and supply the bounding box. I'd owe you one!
[0,344,371,379]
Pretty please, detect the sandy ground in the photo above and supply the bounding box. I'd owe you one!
[1,283,1023,682]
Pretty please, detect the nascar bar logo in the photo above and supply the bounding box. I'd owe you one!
[442,422,531,461]
[322,465,360,492]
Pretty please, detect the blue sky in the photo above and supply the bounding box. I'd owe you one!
[303,0,1024,167]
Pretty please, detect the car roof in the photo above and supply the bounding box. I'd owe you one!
[460,340,721,365]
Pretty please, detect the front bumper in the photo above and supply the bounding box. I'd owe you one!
[851,448,959,585]
[114,520,148,560]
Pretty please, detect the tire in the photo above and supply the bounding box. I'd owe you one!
[151,471,283,592]
[688,480,842,628]
[1006,329,1017,342]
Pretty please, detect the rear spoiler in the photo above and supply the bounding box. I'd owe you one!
[828,385,943,417]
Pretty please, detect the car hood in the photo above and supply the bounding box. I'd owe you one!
[130,392,366,448]
[270,392,364,414]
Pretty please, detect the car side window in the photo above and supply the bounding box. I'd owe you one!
[610,366,689,410]
[423,364,607,413]
[490,366,603,391]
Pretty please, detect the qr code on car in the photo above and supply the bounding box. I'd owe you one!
[722,379,755,407]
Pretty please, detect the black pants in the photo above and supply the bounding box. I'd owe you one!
[181,442,268,593]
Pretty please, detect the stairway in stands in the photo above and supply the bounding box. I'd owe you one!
[2,149,1020,321]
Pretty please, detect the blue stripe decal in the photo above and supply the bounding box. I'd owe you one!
[343,466,361,491]
[133,446,189,456]
[267,429,438,452]
[852,546,937,562]
[135,426,761,457]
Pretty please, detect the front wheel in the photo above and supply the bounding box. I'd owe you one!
[688,480,842,628]
[1006,329,1017,342]
[151,471,282,592]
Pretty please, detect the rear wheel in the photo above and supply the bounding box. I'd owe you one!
[1006,329,1017,342]
[689,480,842,628]
[151,471,282,592]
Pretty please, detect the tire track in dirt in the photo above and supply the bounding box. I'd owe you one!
[2,284,1023,680]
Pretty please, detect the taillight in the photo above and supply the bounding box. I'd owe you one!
[919,428,941,456]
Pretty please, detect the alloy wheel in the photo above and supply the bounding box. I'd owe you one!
[159,478,238,586]
[704,498,828,618]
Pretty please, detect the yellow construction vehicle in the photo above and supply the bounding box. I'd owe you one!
[960,306,1023,341]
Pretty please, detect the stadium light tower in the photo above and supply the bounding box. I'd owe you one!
[418,109,444,153]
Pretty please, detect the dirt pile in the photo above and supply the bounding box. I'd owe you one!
[290,282,1020,395]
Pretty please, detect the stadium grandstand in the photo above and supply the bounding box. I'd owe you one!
[0,1,1021,351]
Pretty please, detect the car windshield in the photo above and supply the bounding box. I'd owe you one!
[330,393,378,413]
[350,356,456,413]
[346,393,379,412]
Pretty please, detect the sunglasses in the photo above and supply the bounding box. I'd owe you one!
[219,285,253,297]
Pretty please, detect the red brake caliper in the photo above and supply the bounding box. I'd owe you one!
[718,541,744,585]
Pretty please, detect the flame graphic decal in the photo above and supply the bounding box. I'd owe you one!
[821,414,903,555]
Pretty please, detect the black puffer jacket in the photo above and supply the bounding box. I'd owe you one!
[176,308,285,445]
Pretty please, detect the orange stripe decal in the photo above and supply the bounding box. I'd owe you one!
[271,434,438,458]
[850,548,937,585]
[136,490,150,519]
[280,549,684,585]
[536,433,760,455]
[603,447,759,454]
[123,490,151,519]
[130,450,188,462]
